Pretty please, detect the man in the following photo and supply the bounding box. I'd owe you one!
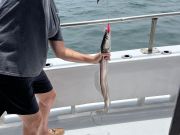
[0,0,110,135]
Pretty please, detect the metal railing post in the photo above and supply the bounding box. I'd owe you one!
[71,105,76,114]
[141,18,159,54]
[148,18,158,53]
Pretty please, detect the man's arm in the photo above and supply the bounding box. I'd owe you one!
[49,40,110,64]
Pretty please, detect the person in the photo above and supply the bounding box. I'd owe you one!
[0,0,110,135]
[169,89,180,135]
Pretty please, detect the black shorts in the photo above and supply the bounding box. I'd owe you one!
[0,71,53,116]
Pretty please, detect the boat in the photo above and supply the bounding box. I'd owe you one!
[1,12,180,135]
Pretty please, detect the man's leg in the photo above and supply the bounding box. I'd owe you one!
[36,89,56,134]
[36,89,64,135]
[19,111,42,135]
[0,73,43,135]
[33,71,64,135]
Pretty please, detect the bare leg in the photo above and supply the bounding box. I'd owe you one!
[36,89,56,135]
[19,111,42,135]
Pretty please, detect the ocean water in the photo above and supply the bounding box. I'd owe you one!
[48,0,180,57]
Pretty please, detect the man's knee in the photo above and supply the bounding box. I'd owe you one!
[48,89,56,100]
[38,90,56,108]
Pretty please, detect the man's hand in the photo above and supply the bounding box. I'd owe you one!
[91,52,111,64]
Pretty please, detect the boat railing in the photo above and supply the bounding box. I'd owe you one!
[61,11,180,54]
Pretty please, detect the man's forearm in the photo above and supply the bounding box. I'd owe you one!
[59,47,98,63]
[50,40,101,64]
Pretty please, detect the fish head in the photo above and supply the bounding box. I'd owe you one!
[101,24,111,53]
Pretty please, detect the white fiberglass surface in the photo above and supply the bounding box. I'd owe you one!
[65,118,171,135]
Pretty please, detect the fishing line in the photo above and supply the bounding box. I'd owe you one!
[106,0,110,24]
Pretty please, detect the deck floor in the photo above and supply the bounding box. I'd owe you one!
[65,118,171,135]
[0,117,171,135]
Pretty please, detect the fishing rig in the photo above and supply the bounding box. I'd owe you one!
[97,0,111,113]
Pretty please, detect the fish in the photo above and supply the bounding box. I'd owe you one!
[100,23,111,112]
[97,0,100,4]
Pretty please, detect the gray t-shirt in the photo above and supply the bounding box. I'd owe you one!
[0,0,63,77]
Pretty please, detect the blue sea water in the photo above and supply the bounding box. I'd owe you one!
[48,0,180,57]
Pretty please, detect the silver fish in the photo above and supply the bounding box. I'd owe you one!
[97,0,100,4]
[100,23,111,112]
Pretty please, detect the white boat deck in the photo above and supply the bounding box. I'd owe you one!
[66,118,171,135]
[0,117,172,135]
[1,45,180,134]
